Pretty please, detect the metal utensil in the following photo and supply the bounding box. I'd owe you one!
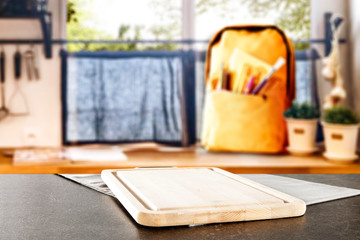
[24,50,34,81]
[24,49,34,81]
[32,45,40,80]
[24,45,40,81]
[0,46,9,121]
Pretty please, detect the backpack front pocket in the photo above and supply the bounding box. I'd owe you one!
[201,90,286,153]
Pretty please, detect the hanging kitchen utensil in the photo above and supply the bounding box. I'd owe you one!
[9,46,29,117]
[0,46,9,121]
[24,48,34,81]
[14,46,21,79]
[24,45,40,81]
[32,44,40,80]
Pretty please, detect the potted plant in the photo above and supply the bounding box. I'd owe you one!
[322,106,360,162]
[284,102,320,155]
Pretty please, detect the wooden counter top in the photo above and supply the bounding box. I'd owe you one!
[1,146,359,174]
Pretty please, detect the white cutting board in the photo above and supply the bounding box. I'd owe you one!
[101,168,306,227]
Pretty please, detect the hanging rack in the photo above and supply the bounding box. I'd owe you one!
[0,0,52,58]
[0,38,346,45]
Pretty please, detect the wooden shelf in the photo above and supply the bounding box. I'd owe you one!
[1,146,360,174]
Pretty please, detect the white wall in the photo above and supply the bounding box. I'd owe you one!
[349,0,360,115]
[349,0,360,149]
[0,0,65,147]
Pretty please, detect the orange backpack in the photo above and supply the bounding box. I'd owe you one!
[201,25,295,153]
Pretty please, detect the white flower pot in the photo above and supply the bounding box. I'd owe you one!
[322,122,359,162]
[285,118,318,155]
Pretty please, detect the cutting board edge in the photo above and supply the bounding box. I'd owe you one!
[101,168,306,227]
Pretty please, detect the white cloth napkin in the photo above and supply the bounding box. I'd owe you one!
[64,148,127,162]
[59,174,360,205]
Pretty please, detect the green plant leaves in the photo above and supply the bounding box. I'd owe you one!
[284,102,320,119]
[324,106,360,124]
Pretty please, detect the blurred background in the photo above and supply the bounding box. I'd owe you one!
[0,0,358,150]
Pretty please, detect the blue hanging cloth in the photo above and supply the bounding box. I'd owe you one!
[61,50,196,146]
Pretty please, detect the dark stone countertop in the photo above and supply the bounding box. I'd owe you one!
[0,174,359,240]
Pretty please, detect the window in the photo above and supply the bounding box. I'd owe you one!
[67,0,311,47]
[64,0,313,145]
[64,1,196,146]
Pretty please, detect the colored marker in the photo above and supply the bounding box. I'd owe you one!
[242,76,255,94]
[251,57,286,94]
